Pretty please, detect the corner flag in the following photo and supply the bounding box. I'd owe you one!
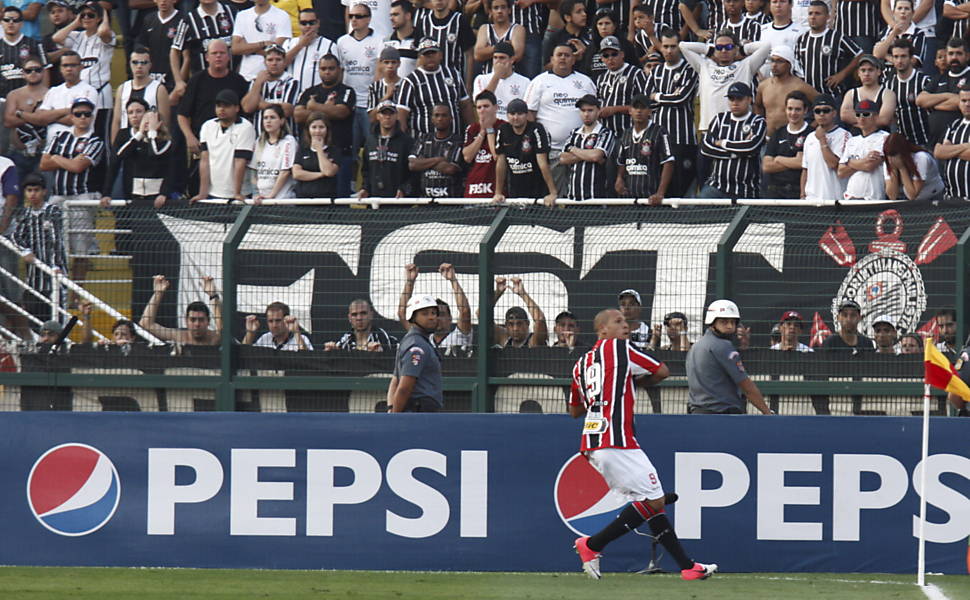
[923,338,970,402]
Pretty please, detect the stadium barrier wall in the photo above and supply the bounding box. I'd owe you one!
[8,412,970,574]
[3,203,970,413]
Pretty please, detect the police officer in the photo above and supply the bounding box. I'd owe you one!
[387,294,443,412]
[685,299,772,415]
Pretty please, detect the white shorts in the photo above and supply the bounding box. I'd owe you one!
[586,447,664,503]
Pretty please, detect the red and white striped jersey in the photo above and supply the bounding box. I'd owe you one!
[569,338,664,452]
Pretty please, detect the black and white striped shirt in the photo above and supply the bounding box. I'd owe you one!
[945,0,970,40]
[43,128,105,196]
[836,0,880,39]
[645,0,682,33]
[414,8,475,74]
[367,77,399,112]
[713,17,762,43]
[12,203,67,293]
[700,110,766,198]
[510,1,549,37]
[876,25,925,73]
[941,118,970,198]
[795,28,862,96]
[284,35,339,96]
[248,74,300,136]
[479,23,520,75]
[616,121,674,198]
[564,121,616,200]
[336,327,398,351]
[597,62,649,134]
[396,65,469,136]
[647,58,699,146]
[886,69,931,147]
[171,2,236,73]
[0,34,48,98]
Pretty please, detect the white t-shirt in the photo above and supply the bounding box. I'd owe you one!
[233,6,294,81]
[336,30,383,108]
[882,150,945,201]
[770,342,813,352]
[841,130,889,200]
[802,126,850,201]
[38,80,99,138]
[284,35,340,96]
[791,1,828,27]
[254,331,313,350]
[66,30,116,109]
[249,133,297,198]
[199,117,257,198]
[473,71,532,120]
[680,41,771,131]
[342,0,392,40]
[524,70,596,151]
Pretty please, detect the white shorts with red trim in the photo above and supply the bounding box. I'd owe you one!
[586,447,664,503]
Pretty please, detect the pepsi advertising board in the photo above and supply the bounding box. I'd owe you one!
[4,413,970,574]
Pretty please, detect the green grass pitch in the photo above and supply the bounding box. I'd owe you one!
[0,568,968,599]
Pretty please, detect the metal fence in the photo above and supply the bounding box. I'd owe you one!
[1,200,967,415]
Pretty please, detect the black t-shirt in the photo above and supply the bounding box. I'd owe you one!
[296,83,355,152]
[294,143,340,198]
[822,332,875,355]
[496,121,551,198]
[411,131,463,197]
[136,10,186,91]
[616,122,674,198]
[927,67,970,145]
[764,122,809,191]
[177,70,249,135]
[543,27,591,66]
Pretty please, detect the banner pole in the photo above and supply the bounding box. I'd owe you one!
[918,383,931,587]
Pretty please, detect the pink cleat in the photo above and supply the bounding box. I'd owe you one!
[574,536,602,579]
[681,562,718,580]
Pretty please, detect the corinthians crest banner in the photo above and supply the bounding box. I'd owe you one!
[140,204,970,347]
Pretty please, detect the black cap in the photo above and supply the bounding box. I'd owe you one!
[22,173,45,188]
[813,93,837,108]
[506,98,528,114]
[214,89,240,105]
[493,41,514,57]
[726,82,752,98]
[838,299,862,313]
[663,311,688,325]
[71,96,96,110]
[575,94,600,108]
[555,310,577,323]
[506,306,528,321]
[857,54,883,70]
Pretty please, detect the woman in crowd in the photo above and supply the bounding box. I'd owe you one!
[250,104,297,201]
[291,112,340,199]
[883,133,944,201]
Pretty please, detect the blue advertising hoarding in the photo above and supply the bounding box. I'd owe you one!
[3,413,969,574]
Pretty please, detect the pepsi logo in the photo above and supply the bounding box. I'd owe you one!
[26,443,121,537]
[553,453,625,536]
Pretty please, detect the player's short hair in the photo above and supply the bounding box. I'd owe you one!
[432,102,452,113]
[319,53,340,67]
[936,308,957,320]
[266,302,290,316]
[349,298,374,312]
[659,27,680,41]
[475,90,497,105]
[131,45,150,57]
[947,37,967,51]
[435,299,451,313]
[299,6,316,15]
[125,97,150,112]
[112,319,135,336]
[186,301,210,319]
[505,306,528,321]
[785,90,809,108]
[714,30,740,47]
[632,4,650,15]
[20,54,42,68]
[391,0,414,14]
[889,38,915,56]
[808,0,828,10]
[561,0,585,19]
[350,2,371,16]
[60,49,81,62]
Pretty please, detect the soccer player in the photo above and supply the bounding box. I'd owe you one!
[569,308,717,581]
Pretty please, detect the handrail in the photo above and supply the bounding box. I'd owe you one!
[0,236,163,345]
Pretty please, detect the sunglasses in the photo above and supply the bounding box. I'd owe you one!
[855,111,873,117]
[72,110,93,118]
[22,66,43,73]
[601,51,620,58]
[714,43,735,51]
[80,12,98,18]
[61,62,81,68]
[2,17,23,23]
[813,107,833,114]
[130,59,150,65]
[349,13,369,18]
[299,19,317,25]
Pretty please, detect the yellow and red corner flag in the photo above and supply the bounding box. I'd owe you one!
[924,338,970,402]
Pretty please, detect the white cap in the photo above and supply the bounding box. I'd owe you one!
[770,45,804,79]
[704,299,741,325]
[618,289,641,304]
[872,314,897,329]
[406,294,438,321]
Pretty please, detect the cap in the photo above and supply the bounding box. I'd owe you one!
[854,98,878,113]
[594,7,616,19]
[40,320,63,334]
[405,294,438,321]
[555,310,577,323]
[871,314,897,329]
[663,311,688,325]
[379,46,400,61]
[506,98,528,114]
[779,310,804,323]
[264,43,285,55]
[575,93,600,108]
[71,96,95,110]
[47,0,72,8]
[813,93,837,108]
[726,82,752,98]
[418,37,440,54]
[838,299,862,313]
[376,99,397,113]
[214,89,240,105]
[646,51,662,63]
[493,41,514,57]
[618,289,641,304]
[858,54,883,70]
[506,306,528,321]
[599,36,621,52]
[22,172,45,188]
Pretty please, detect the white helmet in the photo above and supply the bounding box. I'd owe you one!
[704,299,741,325]
[406,294,438,321]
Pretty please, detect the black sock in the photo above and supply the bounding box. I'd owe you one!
[647,513,694,570]
[586,504,645,552]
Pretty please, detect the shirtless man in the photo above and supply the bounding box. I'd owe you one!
[755,46,816,136]
[139,274,222,345]
[3,55,49,175]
